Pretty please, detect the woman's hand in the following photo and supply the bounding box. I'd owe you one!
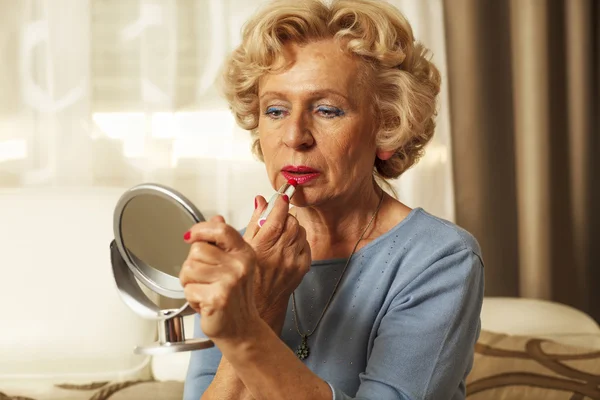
[243,194,312,329]
[179,216,261,341]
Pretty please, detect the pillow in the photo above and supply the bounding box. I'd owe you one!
[0,188,156,385]
[0,380,183,400]
[481,297,600,337]
[467,330,600,399]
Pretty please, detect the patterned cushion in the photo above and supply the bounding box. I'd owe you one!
[4,330,600,399]
[467,330,600,399]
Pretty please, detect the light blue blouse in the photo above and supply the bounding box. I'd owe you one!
[184,208,485,400]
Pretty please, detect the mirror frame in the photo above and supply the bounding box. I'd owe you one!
[112,183,205,317]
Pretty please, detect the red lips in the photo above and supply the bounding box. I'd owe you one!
[282,165,320,173]
[281,165,321,185]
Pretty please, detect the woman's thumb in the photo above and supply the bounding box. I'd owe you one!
[209,215,226,223]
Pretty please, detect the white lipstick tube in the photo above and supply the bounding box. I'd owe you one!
[257,181,297,227]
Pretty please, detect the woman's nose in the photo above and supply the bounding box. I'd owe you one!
[282,112,314,150]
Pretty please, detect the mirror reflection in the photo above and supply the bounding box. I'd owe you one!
[120,193,194,306]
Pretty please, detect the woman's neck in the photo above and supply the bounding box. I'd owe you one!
[294,181,388,260]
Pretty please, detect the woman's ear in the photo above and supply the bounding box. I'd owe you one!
[376,148,395,161]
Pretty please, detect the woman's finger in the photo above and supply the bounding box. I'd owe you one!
[244,195,268,240]
[281,213,301,247]
[296,225,308,255]
[187,241,224,264]
[185,220,248,254]
[180,258,232,286]
[254,194,290,244]
[298,243,312,273]
[183,280,238,316]
[209,215,226,224]
[183,283,217,315]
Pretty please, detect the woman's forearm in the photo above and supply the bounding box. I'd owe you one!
[214,319,332,400]
[202,310,287,400]
[202,358,254,400]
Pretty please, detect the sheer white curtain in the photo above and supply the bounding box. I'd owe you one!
[0,0,454,228]
[390,0,455,222]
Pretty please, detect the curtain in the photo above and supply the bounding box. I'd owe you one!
[0,0,454,229]
[443,0,600,321]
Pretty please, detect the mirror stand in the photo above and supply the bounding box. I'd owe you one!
[110,238,213,355]
[158,310,185,344]
[134,314,211,355]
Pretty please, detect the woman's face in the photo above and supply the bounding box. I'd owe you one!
[257,39,379,207]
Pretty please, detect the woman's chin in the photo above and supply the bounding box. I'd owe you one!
[290,190,330,209]
[290,195,308,208]
[289,191,313,208]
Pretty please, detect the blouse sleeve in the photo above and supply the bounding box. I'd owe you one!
[329,248,484,400]
[183,314,222,400]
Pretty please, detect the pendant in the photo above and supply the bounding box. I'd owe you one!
[295,334,310,360]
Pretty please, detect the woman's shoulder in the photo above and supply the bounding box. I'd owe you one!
[364,207,483,268]
[352,207,484,310]
[410,208,482,258]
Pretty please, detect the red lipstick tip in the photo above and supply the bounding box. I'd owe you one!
[287,179,298,186]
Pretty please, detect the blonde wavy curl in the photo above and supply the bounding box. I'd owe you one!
[221,0,441,179]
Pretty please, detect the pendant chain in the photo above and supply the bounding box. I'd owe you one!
[291,189,384,360]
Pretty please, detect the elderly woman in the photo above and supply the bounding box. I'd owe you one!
[181,0,484,399]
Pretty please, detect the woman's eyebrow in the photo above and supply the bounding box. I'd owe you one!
[259,89,351,102]
[259,91,287,101]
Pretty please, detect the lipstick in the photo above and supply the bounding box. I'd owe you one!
[257,179,297,227]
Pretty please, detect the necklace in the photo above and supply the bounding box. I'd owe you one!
[291,188,384,360]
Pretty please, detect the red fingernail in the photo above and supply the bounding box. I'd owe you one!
[282,194,289,203]
[254,197,258,209]
[183,231,191,240]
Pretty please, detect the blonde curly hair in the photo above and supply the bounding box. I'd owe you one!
[221,0,441,179]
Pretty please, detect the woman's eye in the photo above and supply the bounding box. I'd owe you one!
[316,106,345,118]
[265,106,287,119]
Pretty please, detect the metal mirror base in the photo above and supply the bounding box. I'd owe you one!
[134,338,214,355]
[133,314,215,355]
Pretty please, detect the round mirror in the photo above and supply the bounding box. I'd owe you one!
[120,193,194,298]
[110,183,214,355]
[113,183,204,301]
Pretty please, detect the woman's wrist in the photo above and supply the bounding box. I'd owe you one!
[258,302,288,333]
[213,317,273,365]
[211,316,332,400]
[204,358,254,400]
